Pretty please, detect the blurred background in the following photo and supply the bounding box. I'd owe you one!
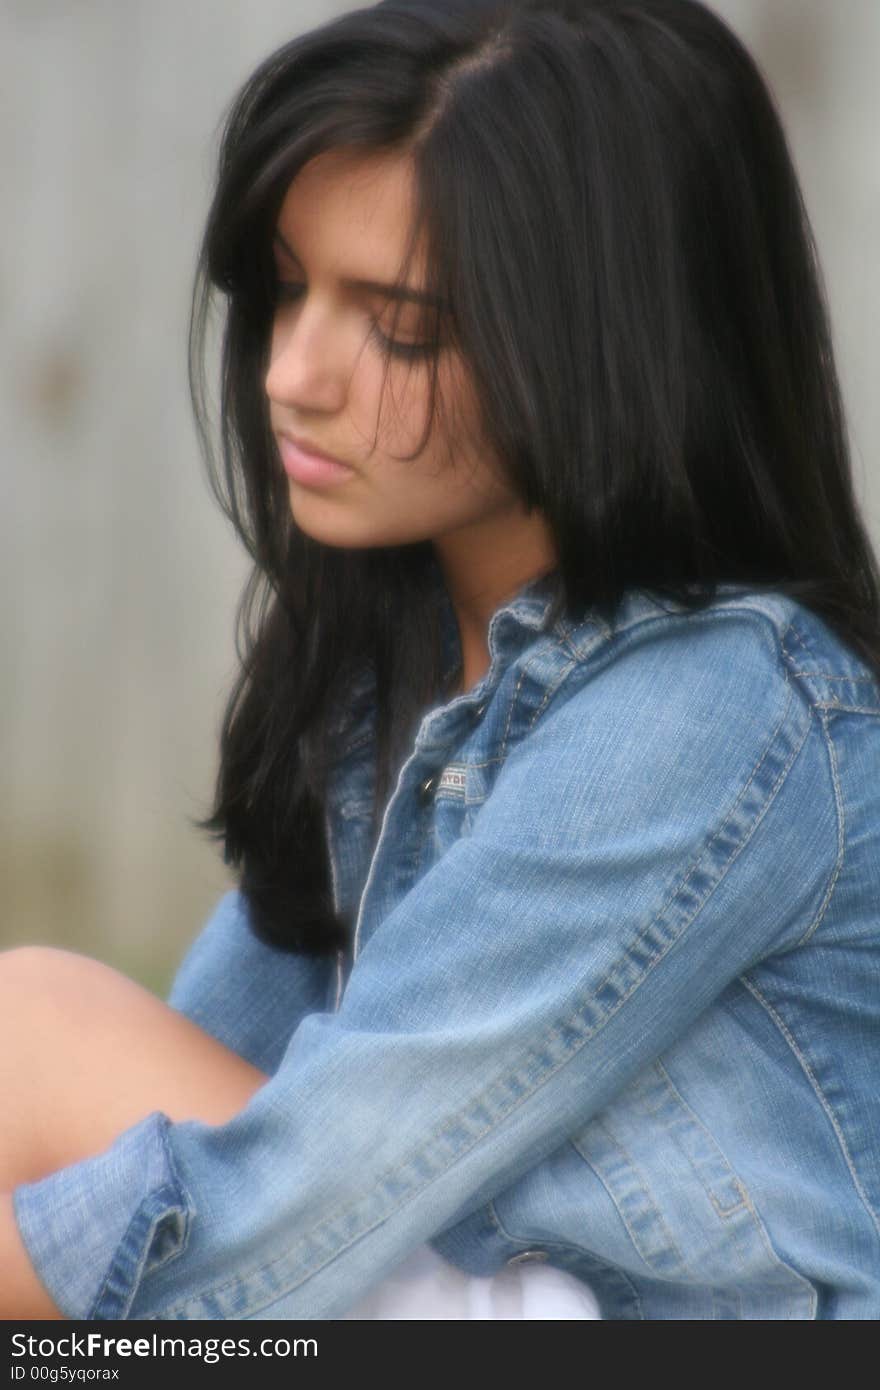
[2,0,879,996]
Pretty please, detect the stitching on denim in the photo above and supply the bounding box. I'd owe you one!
[498,662,526,756]
[813,702,880,715]
[487,1193,617,1262]
[624,677,801,958]
[794,709,845,948]
[502,597,784,752]
[566,598,682,654]
[781,621,812,665]
[485,1197,508,1239]
[782,619,878,689]
[570,1119,693,1276]
[554,613,611,662]
[488,1146,650,1312]
[781,618,878,696]
[738,975,880,1242]
[546,599,695,668]
[609,598,784,656]
[730,1189,817,1317]
[484,1194,638,1313]
[661,1045,823,1312]
[580,1060,816,1312]
[91,1132,194,1318]
[152,1123,196,1270]
[782,620,828,672]
[650,1062,746,1218]
[161,684,808,1319]
[164,683,804,1317]
[525,658,580,732]
[498,653,577,756]
[458,755,503,773]
[90,1197,159,1319]
[563,604,789,713]
[505,599,790,767]
[786,672,876,682]
[652,1057,815,1310]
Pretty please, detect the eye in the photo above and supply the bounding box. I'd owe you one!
[269,272,436,361]
[368,302,440,362]
[368,322,433,361]
[273,280,306,306]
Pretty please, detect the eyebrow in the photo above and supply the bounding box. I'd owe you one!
[272,230,447,311]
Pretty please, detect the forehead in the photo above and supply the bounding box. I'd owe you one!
[275,146,425,281]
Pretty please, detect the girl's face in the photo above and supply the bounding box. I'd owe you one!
[265,146,523,551]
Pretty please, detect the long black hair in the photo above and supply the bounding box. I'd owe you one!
[187,0,880,956]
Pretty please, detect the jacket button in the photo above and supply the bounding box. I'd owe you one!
[473,700,487,719]
[506,1249,549,1265]
[418,772,438,802]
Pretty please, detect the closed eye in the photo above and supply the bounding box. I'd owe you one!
[367,322,433,361]
[274,280,306,304]
[273,279,433,361]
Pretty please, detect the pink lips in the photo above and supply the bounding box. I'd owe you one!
[276,433,356,487]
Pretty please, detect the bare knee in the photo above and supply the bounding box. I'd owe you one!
[0,944,83,1009]
[0,945,119,1030]
[0,945,268,1189]
[0,947,103,1188]
[0,946,117,1107]
[0,943,93,978]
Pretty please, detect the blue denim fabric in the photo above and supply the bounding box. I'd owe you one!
[13,569,880,1319]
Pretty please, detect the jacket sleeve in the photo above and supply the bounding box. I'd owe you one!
[11,611,839,1320]
[165,888,337,1076]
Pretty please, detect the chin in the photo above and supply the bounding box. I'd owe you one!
[286,490,397,550]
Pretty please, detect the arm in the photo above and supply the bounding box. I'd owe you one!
[10,612,838,1320]
[165,888,337,1076]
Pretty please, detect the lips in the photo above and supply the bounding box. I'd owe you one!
[282,432,351,468]
[275,431,356,487]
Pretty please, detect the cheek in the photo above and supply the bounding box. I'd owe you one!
[366,366,434,453]
[353,352,504,502]
[404,432,515,526]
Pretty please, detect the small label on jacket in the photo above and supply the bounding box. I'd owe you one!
[438,763,467,797]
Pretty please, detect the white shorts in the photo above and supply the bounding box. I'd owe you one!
[343,1241,602,1319]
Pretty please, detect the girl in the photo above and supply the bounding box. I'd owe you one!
[3,0,879,1320]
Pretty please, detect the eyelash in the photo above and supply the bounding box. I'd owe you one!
[272,281,433,362]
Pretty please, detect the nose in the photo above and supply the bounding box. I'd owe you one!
[264,298,352,416]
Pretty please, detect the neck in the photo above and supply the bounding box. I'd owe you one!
[432,508,557,696]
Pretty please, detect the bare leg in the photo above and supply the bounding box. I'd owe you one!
[0,945,270,1317]
[0,945,269,1188]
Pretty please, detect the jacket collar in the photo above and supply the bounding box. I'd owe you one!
[430,554,562,690]
[325,563,562,740]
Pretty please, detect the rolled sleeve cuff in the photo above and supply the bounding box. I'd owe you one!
[12,1110,192,1320]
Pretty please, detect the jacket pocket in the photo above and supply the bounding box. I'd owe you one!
[491,1059,817,1319]
[566,1061,817,1315]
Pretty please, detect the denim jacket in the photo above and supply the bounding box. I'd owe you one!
[13,569,880,1320]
